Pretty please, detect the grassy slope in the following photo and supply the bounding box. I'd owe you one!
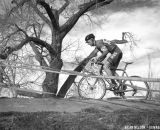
[0,108,160,130]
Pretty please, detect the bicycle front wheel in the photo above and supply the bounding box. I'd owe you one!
[123,76,150,99]
[78,77,106,99]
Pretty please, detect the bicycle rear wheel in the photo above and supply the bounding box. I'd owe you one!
[78,77,106,99]
[123,76,150,99]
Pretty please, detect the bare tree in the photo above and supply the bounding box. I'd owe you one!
[0,0,113,97]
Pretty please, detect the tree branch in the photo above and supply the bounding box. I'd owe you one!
[0,37,56,59]
[9,0,30,16]
[58,0,69,14]
[37,0,59,30]
[60,0,113,38]
[28,37,56,56]
[32,24,38,38]
[0,30,19,44]
[30,25,48,67]
[30,1,52,28]
[79,0,113,11]
[15,24,28,37]
[10,0,52,28]
[30,42,48,67]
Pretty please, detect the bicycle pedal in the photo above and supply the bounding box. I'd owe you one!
[111,84,118,89]
[113,92,118,96]
[122,85,127,90]
[120,92,125,96]
[107,84,117,90]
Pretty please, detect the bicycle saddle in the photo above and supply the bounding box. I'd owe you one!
[122,61,134,65]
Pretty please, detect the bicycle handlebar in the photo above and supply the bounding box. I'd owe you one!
[90,61,104,74]
[96,62,104,66]
[91,61,104,66]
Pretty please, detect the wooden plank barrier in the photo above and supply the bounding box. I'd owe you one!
[1,60,160,98]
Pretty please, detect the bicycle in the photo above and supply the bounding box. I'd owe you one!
[77,61,150,99]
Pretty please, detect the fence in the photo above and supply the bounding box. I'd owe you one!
[0,60,160,98]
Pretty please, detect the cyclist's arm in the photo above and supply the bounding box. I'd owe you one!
[88,47,99,59]
[110,39,128,44]
[96,49,109,62]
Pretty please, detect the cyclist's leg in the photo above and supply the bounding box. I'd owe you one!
[104,52,122,85]
[113,52,128,93]
[112,52,123,85]
[103,58,117,86]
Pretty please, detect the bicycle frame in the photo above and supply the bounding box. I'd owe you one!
[114,68,134,92]
[115,68,128,78]
[101,62,135,93]
[77,61,150,99]
[114,61,131,77]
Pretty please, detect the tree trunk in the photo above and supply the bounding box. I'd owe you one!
[42,33,63,97]
[57,49,97,98]
[0,62,5,83]
[42,56,63,97]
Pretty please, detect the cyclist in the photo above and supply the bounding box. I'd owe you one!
[85,32,128,89]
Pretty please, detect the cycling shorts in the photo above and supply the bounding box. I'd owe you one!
[107,48,122,70]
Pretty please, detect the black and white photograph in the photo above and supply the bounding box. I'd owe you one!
[0,0,160,130]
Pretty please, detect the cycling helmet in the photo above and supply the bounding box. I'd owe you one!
[85,34,95,42]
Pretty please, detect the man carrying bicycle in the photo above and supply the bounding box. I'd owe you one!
[85,32,128,88]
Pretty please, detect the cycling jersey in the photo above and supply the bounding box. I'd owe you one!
[95,39,122,68]
[95,39,118,54]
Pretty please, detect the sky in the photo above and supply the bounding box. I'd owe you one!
[62,0,160,79]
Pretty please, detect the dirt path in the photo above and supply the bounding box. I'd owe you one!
[0,98,160,113]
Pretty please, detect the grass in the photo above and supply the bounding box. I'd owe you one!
[0,108,160,130]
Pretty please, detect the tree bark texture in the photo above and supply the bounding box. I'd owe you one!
[42,57,63,95]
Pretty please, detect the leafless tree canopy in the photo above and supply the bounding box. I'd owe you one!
[0,0,114,97]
